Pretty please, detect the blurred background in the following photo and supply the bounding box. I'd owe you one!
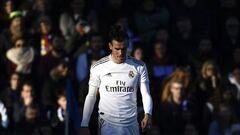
[0,0,240,135]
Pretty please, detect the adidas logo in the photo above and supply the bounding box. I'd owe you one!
[106,73,112,77]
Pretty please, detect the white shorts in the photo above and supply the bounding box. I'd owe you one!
[99,117,140,135]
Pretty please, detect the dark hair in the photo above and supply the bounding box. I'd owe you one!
[50,34,65,50]
[56,87,67,99]
[131,45,144,57]
[88,32,102,40]
[38,15,52,27]
[9,72,19,79]
[108,24,128,42]
[57,57,70,67]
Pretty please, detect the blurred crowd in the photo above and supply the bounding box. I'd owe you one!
[0,0,240,135]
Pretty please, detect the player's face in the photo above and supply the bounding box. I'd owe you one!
[109,40,128,64]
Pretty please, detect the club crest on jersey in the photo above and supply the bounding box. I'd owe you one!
[128,71,134,78]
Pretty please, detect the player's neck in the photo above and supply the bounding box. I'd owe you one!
[110,54,126,64]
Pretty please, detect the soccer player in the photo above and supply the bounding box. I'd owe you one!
[80,25,153,135]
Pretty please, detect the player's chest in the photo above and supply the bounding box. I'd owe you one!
[100,69,139,86]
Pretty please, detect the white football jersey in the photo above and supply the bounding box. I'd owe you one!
[89,55,149,126]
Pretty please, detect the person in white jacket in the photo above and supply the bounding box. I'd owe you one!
[6,37,34,74]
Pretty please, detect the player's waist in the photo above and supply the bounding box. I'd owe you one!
[98,111,138,126]
[99,102,137,116]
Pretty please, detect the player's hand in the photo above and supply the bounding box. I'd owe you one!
[141,113,152,132]
[79,127,91,135]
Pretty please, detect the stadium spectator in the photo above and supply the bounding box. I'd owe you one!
[160,77,196,135]
[76,33,105,105]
